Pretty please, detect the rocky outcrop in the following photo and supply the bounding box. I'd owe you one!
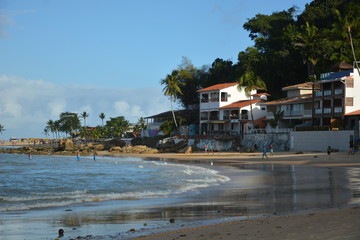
[109,145,158,154]
[156,137,188,153]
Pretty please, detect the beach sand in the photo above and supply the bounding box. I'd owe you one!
[131,206,360,240]
[96,150,360,240]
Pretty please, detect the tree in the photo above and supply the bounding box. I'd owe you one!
[0,124,5,135]
[161,70,185,129]
[268,109,285,129]
[99,113,106,127]
[58,112,81,137]
[238,68,267,127]
[159,120,176,136]
[134,117,146,133]
[105,116,129,138]
[81,111,89,127]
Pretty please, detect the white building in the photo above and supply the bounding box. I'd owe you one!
[312,67,360,129]
[197,82,268,134]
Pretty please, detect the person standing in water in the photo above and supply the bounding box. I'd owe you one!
[76,151,81,160]
[93,151,97,160]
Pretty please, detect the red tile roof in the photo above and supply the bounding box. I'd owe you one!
[197,82,238,92]
[219,99,262,109]
[344,109,360,116]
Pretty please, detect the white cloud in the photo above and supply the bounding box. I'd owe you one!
[0,75,169,140]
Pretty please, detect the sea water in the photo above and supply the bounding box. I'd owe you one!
[0,153,229,212]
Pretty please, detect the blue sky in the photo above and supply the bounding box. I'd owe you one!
[0,0,311,140]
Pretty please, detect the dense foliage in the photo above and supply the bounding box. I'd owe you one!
[163,0,360,108]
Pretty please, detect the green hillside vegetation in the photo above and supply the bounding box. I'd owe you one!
[161,0,360,108]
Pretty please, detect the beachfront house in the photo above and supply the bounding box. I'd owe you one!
[312,65,360,130]
[261,82,318,129]
[143,109,197,137]
[197,83,268,135]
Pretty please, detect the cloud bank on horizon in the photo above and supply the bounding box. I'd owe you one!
[0,75,169,139]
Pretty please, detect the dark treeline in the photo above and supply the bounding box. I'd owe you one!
[162,0,360,110]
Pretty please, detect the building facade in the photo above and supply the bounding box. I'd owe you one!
[262,82,316,128]
[312,68,360,129]
[197,83,267,135]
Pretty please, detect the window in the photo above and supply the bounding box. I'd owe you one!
[346,78,354,88]
[346,97,354,106]
[221,92,228,102]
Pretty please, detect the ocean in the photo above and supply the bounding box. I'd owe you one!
[0,153,229,212]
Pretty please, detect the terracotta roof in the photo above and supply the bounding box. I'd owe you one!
[261,94,312,105]
[197,82,238,92]
[344,109,360,116]
[219,99,262,109]
[282,82,314,90]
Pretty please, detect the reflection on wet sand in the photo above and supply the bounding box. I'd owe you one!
[56,163,359,238]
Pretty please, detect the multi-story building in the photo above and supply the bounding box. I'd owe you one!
[197,82,268,134]
[262,82,317,128]
[312,67,360,129]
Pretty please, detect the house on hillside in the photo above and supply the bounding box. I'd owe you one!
[261,82,318,129]
[312,66,360,130]
[197,82,268,135]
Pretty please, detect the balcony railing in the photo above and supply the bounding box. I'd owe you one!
[324,108,332,114]
[334,88,343,95]
[315,91,322,97]
[210,98,219,102]
[334,107,343,113]
[324,90,331,96]
[315,108,322,114]
[201,99,209,103]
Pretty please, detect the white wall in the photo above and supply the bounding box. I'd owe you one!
[290,130,354,151]
[345,70,360,113]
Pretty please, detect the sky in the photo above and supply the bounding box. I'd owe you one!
[0,0,312,140]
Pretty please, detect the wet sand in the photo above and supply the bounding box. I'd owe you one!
[98,150,360,240]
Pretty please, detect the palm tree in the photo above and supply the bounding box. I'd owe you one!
[45,120,55,138]
[99,113,105,127]
[0,124,5,135]
[238,69,267,128]
[161,70,185,129]
[81,111,89,127]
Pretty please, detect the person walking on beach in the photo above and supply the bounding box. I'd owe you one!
[348,139,354,155]
[204,144,208,153]
[262,146,268,159]
[269,144,274,156]
[327,146,332,159]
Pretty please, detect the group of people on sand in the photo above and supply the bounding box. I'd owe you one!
[204,144,213,153]
[262,144,274,159]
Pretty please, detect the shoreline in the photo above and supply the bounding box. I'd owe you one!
[96,151,360,240]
